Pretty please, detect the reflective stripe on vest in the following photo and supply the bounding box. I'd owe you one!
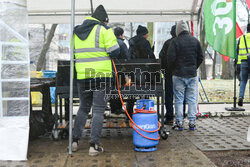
[75,56,110,63]
[95,25,101,48]
[74,48,106,53]
[74,22,115,80]
[74,25,109,63]
[106,44,119,53]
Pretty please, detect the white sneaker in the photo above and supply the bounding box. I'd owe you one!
[89,143,104,156]
[72,142,78,152]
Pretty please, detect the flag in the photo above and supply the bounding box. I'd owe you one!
[246,0,250,10]
[220,22,243,62]
[220,54,230,61]
[204,0,236,58]
[236,22,243,39]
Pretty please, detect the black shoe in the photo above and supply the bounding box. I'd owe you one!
[172,122,183,131]
[238,98,243,106]
[189,123,196,131]
[114,109,123,115]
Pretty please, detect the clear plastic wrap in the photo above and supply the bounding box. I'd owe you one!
[0,0,30,160]
[0,0,29,117]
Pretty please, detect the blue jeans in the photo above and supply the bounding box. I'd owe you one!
[164,74,186,121]
[239,61,249,98]
[172,76,198,125]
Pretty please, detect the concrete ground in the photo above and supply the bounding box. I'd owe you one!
[0,103,250,167]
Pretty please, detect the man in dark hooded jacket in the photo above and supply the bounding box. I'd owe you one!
[72,5,120,156]
[129,25,155,59]
[167,20,203,131]
[159,25,176,125]
[114,27,130,60]
[109,27,130,115]
[160,25,187,125]
[126,25,155,117]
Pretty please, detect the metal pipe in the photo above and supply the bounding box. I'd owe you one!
[69,0,75,155]
[28,12,199,16]
[90,0,93,15]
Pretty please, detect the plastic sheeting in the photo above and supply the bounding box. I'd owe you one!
[0,117,29,160]
[0,0,30,160]
[27,0,203,23]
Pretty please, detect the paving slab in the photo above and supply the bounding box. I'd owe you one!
[198,103,250,117]
[0,127,216,167]
[3,103,250,166]
[176,117,250,151]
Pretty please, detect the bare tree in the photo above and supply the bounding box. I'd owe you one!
[36,24,58,71]
[130,23,133,38]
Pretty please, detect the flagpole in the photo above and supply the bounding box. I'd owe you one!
[225,0,245,111]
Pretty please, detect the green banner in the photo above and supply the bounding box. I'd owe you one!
[204,0,236,58]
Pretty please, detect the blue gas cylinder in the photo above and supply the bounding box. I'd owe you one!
[136,99,154,110]
[133,99,159,152]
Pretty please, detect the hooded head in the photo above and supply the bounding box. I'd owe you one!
[247,23,250,33]
[136,25,148,36]
[92,5,109,23]
[176,20,188,36]
[114,27,124,37]
[170,25,176,37]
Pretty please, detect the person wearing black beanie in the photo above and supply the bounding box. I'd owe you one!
[92,5,109,23]
[136,25,149,36]
[72,4,120,156]
[128,25,155,59]
[126,25,155,117]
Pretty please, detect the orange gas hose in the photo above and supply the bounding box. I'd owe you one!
[111,59,160,140]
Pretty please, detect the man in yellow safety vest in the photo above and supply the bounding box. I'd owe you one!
[237,23,250,107]
[72,5,120,156]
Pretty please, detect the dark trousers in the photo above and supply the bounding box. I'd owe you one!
[110,99,122,112]
[73,83,108,144]
[165,74,174,121]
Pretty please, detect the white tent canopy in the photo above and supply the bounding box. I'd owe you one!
[27,0,204,24]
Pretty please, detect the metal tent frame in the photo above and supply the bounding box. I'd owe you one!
[67,0,205,154]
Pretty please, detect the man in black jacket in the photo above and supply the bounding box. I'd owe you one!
[129,25,155,59]
[126,25,155,117]
[114,27,130,60]
[160,25,187,125]
[167,20,203,131]
[110,27,130,115]
[159,25,176,125]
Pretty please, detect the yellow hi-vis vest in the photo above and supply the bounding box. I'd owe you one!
[238,33,250,64]
[74,16,119,80]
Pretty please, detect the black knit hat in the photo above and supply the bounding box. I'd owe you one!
[92,5,109,23]
[247,23,250,32]
[136,25,148,36]
[170,25,176,37]
[114,27,124,37]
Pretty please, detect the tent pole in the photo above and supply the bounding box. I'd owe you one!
[90,0,94,15]
[225,0,245,112]
[225,60,245,111]
[69,0,75,155]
